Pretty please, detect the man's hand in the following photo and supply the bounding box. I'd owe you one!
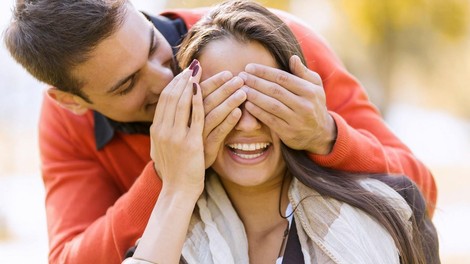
[239,55,337,155]
[200,71,246,168]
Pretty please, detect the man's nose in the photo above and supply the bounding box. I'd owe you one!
[146,61,174,95]
[235,104,262,131]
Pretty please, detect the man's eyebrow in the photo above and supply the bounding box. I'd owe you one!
[106,26,155,94]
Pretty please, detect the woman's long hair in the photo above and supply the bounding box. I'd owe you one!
[177,1,429,263]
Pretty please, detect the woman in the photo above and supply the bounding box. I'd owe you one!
[124,1,438,263]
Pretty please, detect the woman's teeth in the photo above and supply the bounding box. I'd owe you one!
[233,152,264,159]
[227,143,270,151]
[227,143,271,159]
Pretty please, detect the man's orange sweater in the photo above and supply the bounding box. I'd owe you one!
[40,8,437,264]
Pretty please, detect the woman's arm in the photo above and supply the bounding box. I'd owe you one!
[127,63,205,263]
[132,187,200,263]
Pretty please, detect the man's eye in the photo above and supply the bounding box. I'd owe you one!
[149,41,158,56]
[118,77,136,96]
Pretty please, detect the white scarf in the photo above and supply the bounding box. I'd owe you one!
[182,173,412,264]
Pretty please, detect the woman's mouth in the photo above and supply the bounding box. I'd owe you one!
[226,142,271,160]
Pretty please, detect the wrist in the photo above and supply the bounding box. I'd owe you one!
[309,114,337,155]
[160,183,203,204]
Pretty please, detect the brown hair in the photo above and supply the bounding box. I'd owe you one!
[177,0,303,71]
[3,0,128,102]
[177,1,431,263]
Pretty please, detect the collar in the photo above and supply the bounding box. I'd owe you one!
[94,13,187,150]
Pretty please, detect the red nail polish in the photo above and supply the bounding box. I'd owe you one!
[192,65,199,77]
[189,59,198,70]
[193,83,197,95]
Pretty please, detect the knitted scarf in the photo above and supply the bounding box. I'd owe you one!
[181,173,412,264]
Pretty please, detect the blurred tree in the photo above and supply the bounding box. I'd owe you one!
[334,0,469,113]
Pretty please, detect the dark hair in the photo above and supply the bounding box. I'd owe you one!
[177,1,430,263]
[3,0,128,102]
[177,0,302,70]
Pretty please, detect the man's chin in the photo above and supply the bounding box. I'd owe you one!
[106,115,153,124]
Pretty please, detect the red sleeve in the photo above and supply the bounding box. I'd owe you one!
[275,10,437,215]
[40,95,161,263]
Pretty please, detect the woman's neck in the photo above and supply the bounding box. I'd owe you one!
[220,173,292,263]
[220,173,292,236]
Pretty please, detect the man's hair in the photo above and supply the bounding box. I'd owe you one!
[4,0,128,102]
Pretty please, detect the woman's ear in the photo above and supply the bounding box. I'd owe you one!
[47,87,89,115]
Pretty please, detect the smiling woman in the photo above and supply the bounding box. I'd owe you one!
[198,39,286,188]
[123,1,438,264]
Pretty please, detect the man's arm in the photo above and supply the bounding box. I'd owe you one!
[40,95,160,263]
[278,10,436,215]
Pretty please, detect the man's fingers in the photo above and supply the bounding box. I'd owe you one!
[243,86,293,122]
[244,63,299,93]
[243,63,320,96]
[244,101,288,134]
[289,55,322,86]
[239,71,301,111]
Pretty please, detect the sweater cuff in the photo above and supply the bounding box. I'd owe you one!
[307,112,382,172]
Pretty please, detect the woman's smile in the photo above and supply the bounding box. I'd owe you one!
[226,142,272,164]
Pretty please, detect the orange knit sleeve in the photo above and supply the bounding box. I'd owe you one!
[40,95,162,263]
[275,10,437,216]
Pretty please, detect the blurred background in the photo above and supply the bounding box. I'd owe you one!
[1,0,469,263]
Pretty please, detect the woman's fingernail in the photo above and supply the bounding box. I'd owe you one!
[192,65,199,77]
[193,83,198,95]
[189,59,198,70]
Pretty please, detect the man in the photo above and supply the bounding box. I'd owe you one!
[4,0,436,263]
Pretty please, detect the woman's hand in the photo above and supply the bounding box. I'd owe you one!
[199,71,246,168]
[239,55,337,155]
[136,62,204,264]
[150,61,205,196]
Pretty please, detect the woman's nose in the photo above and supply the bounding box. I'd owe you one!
[235,104,262,131]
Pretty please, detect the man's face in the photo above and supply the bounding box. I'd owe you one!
[72,4,175,122]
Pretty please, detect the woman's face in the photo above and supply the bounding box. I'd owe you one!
[199,38,286,188]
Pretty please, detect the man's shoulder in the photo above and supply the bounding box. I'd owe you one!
[160,7,209,29]
[40,92,95,142]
